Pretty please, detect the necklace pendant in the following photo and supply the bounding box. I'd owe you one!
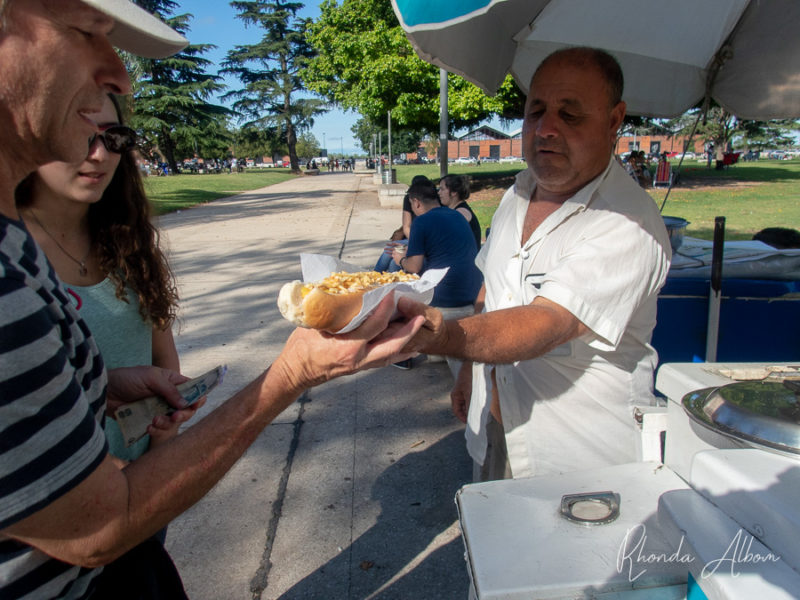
[79,263,88,277]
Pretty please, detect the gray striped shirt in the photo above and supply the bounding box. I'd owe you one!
[1,216,107,599]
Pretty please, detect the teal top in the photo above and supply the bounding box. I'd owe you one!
[70,278,152,461]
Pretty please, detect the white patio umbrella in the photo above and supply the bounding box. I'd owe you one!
[391,0,800,119]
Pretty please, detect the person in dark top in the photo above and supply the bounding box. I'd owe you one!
[391,181,483,375]
[438,174,482,249]
[753,227,800,249]
[374,175,437,272]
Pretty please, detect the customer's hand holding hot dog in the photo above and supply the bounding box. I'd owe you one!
[273,293,425,390]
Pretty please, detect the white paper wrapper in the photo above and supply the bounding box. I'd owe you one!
[298,253,447,333]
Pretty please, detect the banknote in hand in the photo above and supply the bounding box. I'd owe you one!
[114,365,226,447]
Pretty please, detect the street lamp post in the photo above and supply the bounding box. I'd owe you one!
[387,110,394,183]
[330,136,344,158]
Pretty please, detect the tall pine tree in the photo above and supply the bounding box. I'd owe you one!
[128,1,230,172]
[223,1,326,172]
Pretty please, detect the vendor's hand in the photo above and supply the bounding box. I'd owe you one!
[273,293,425,392]
[106,366,189,417]
[396,296,449,356]
[451,361,473,423]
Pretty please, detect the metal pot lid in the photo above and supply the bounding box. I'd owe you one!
[683,380,800,455]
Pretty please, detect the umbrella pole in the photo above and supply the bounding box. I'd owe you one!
[705,216,725,362]
[659,110,703,213]
[439,68,448,178]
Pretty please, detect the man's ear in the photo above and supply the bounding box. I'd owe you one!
[610,101,626,138]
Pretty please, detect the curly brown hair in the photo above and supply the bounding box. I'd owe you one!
[16,94,179,329]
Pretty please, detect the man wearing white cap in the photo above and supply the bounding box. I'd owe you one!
[0,2,423,598]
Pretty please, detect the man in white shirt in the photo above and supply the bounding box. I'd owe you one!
[400,47,672,480]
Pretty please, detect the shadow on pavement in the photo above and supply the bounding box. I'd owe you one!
[277,431,472,600]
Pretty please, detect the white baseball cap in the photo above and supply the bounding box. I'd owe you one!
[81,0,188,58]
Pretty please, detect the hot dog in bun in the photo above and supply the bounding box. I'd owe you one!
[278,270,419,332]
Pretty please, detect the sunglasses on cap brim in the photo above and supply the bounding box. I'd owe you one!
[88,126,137,154]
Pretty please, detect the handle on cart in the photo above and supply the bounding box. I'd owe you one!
[710,217,725,293]
[705,217,725,362]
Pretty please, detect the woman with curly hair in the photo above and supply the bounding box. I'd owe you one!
[16,93,181,462]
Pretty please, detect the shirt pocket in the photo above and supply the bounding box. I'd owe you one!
[522,272,545,304]
[523,273,573,357]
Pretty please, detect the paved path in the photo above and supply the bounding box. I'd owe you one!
[157,172,472,600]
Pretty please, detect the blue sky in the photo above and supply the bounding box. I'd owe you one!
[175,1,518,155]
[175,1,366,154]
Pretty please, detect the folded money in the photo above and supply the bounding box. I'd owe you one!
[114,365,226,447]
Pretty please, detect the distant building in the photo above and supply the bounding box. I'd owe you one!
[615,135,705,157]
[446,125,523,161]
[404,125,704,163]
[406,125,522,162]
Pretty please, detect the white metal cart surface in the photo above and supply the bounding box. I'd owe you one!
[457,363,800,599]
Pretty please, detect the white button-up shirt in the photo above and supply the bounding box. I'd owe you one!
[467,158,672,478]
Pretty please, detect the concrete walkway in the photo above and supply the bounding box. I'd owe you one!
[157,171,472,600]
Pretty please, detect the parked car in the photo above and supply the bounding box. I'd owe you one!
[455,156,477,164]
[767,150,793,160]
[667,151,696,161]
[499,156,522,163]
[479,156,499,163]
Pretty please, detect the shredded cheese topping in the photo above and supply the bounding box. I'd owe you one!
[304,270,419,296]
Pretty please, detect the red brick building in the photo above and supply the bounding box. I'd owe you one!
[406,126,704,162]
[407,126,523,162]
[614,135,705,157]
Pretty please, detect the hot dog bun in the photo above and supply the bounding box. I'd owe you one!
[277,270,419,332]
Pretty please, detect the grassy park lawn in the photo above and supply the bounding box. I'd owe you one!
[394,159,800,241]
[144,169,298,215]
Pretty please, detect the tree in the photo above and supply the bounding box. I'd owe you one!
[295,131,321,161]
[222,1,326,172]
[663,106,800,163]
[232,124,288,162]
[302,0,524,135]
[181,118,234,161]
[128,1,231,171]
[350,118,424,155]
[737,120,799,152]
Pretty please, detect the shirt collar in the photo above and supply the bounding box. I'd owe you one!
[514,156,615,209]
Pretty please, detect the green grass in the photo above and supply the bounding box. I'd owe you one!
[395,159,800,242]
[648,161,800,240]
[393,161,524,186]
[143,169,298,215]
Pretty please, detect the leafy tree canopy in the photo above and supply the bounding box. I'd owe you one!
[295,130,322,159]
[351,118,424,154]
[302,0,524,136]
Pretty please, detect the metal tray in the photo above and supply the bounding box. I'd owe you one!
[683,380,800,456]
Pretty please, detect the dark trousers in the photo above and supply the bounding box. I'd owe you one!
[90,536,188,599]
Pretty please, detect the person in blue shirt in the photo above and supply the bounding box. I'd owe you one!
[373,175,435,273]
[392,181,483,373]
